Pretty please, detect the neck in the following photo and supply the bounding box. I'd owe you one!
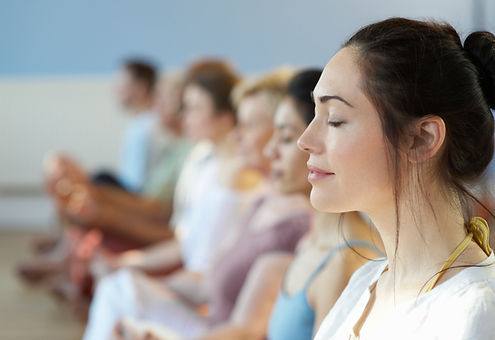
[367,182,470,288]
[162,119,183,137]
[312,211,372,249]
[130,98,153,114]
[211,128,234,157]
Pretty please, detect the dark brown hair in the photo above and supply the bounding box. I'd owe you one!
[287,68,322,125]
[123,59,157,94]
[184,59,240,115]
[344,18,495,227]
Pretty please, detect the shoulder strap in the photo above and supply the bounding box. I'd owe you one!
[303,240,383,289]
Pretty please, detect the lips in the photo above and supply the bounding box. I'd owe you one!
[307,163,334,182]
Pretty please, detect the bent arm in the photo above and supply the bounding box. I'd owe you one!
[97,185,172,221]
[117,238,182,274]
[99,204,174,245]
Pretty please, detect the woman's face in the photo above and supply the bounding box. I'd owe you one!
[182,84,221,142]
[297,47,392,214]
[153,79,182,128]
[237,92,275,173]
[264,98,311,195]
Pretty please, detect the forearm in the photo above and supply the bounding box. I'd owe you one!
[118,238,182,273]
[164,271,208,306]
[97,185,172,221]
[101,206,174,245]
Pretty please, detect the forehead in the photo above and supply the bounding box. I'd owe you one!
[116,68,134,83]
[274,99,306,129]
[313,47,363,104]
[184,84,209,101]
[238,93,273,122]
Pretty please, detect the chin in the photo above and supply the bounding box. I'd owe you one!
[310,188,346,213]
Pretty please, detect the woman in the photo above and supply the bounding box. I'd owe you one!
[297,18,495,339]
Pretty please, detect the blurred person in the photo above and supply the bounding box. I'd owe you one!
[49,72,191,246]
[18,60,165,267]
[83,68,299,340]
[96,59,162,192]
[476,113,495,246]
[16,72,191,312]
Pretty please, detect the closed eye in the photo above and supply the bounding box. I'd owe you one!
[328,121,344,127]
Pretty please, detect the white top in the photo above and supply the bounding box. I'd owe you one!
[171,142,247,273]
[314,253,495,340]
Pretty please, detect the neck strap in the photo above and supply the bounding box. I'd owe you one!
[425,216,492,292]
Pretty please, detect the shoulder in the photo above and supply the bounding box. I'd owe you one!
[435,267,495,313]
[272,211,312,241]
[421,277,495,339]
[250,252,294,278]
[324,258,386,307]
[405,262,495,339]
[314,259,387,339]
[313,245,380,293]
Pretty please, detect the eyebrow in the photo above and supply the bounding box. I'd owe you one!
[276,123,298,131]
[310,91,354,108]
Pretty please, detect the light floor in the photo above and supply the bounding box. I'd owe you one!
[0,231,85,340]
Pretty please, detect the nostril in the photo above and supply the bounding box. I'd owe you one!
[297,138,309,152]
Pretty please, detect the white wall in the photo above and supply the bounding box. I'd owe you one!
[0,0,493,190]
[0,76,128,189]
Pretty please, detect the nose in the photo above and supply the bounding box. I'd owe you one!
[297,133,310,153]
[297,118,319,154]
[263,135,278,160]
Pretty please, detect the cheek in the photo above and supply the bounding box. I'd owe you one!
[339,138,389,189]
[245,130,270,154]
[284,150,310,188]
[197,113,217,134]
[185,112,210,138]
[311,126,392,212]
[253,130,271,154]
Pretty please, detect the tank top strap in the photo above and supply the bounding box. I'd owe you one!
[303,240,382,289]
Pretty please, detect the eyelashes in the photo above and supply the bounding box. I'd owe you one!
[327,121,344,127]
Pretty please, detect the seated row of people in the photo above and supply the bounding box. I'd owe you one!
[18,17,495,340]
[83,67,384,340]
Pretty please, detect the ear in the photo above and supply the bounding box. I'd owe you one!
[407,115,446,163]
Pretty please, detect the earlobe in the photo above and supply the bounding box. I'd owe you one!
[407,115,446,163]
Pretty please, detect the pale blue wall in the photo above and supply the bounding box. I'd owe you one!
[1,0,491,76]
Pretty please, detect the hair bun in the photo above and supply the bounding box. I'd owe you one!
[464,31,495,109]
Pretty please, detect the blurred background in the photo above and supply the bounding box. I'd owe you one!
[0,0,493,339]
[1,0,494,229]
